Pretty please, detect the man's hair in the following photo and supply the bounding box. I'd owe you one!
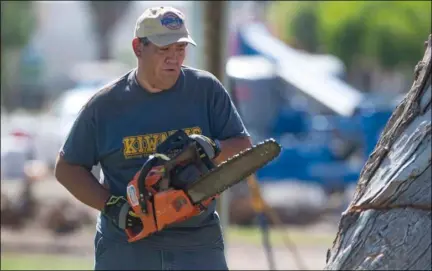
[140,37,151,46]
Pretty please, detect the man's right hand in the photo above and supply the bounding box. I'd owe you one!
[101,195,142,230]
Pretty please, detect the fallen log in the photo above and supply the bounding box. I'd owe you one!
[324,34,431,270]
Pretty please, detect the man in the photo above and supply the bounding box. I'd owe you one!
[54,6,252,270]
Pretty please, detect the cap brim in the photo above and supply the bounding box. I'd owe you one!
[147,33,197,47]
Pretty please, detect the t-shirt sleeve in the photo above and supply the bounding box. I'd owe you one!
[59,102,99,170]
[208,77,250,140]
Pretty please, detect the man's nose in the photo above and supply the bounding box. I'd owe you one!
[167,47,181,59]
[166,53,179,63]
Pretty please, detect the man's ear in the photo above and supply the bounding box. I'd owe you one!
[132,38,141,57]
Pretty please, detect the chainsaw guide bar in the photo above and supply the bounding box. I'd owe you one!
[186,139,281,204]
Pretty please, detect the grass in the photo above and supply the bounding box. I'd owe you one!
[0,226,336,270]
[1,253,93,270]
[226,225,336,247]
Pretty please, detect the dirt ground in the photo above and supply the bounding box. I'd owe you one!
[1,178,336,270]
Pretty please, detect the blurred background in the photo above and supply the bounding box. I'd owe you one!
[1,1,431,270]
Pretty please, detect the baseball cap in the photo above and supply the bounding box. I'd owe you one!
[134,6,197,47]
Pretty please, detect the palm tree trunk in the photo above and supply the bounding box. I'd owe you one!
[325,35,431,270]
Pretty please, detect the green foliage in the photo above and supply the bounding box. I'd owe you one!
[290,2,319,52]
[1,1,36,109]
[1,1,35,49]
[1,253,92,270]
[269,1,431,70]
[267,1,310,44]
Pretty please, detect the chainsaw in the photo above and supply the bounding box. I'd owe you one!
[125,130,281,243]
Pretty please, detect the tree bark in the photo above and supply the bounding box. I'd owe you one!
[325,35,431,270]
[203,1,226,80]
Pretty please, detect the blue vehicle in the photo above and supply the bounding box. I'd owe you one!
[226,22,401,194]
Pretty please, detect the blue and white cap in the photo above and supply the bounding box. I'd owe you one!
[134,6,197,47]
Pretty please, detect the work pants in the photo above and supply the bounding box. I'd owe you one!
[93,232,229,270]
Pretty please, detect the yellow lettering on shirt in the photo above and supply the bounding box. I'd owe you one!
[122,127,202,159]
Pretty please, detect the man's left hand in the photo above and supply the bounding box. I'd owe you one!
[189,134,221,159]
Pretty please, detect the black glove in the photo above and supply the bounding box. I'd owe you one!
[101,195,142,230]
[189,134,221,159]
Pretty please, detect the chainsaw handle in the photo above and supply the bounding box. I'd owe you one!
[136,157,161,212]
[125,227,145,243]
[125,228,135,239]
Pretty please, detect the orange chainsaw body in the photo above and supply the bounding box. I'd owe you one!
[125,131,218,243]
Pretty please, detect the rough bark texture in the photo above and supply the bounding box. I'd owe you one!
[325,35,432,270]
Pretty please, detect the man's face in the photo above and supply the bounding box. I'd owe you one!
[137,39,187,90]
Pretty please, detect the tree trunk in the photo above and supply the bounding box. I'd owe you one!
[95,32,111,61]
[203,1,226,80]
[202,0,230,229]
[88,1,131,60]
[324,35,431,270]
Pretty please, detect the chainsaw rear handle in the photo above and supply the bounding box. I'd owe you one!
[136,157,158,214]
[125,189,217,243]
[134,153,174,212]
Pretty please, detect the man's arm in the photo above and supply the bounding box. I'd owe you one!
[55,156,110,211]
[54,102,109,211]
[214,136,252,165]
[208,76,253,164]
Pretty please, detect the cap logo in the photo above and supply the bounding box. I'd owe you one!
[160,12,183,30]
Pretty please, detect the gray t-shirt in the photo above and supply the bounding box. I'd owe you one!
[60,66,249,249]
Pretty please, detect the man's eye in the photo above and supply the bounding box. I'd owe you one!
[160,48,169,51]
